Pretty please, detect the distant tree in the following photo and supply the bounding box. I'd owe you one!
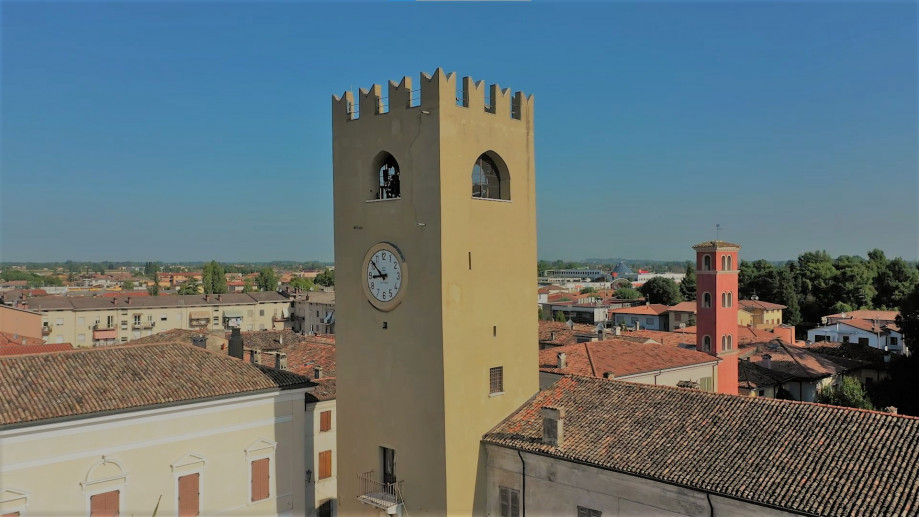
[639,277,682,305]
[875,258,919,310]
[614,287,640,300]
[896,283,919,356]
[679,263,696,301]
[816,376,874,410]
[144,262,160,278]
[538,306,544,320]
[242,278,254,293]
[178,279,201,295]
[580,286,597,294]
[554,311,565,323]
[289,277,315,291]
[315,268,335,287]
[123,280,134,291]
[202,260,228,294]
[775,269,802,325]
[147,272,160,296]
[256,268,279,292]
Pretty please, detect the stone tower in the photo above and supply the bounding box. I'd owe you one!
[332,69,538,516]
[693,241,740,395]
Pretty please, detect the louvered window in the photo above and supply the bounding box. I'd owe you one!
[178,473,199,517]
[251,458,270,501]
[318,450,332,480]
[499,486,520,517]
[320,410,332,432]
[90,490,119,517]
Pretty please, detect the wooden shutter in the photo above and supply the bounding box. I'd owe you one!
[90,490,119,517]
[318,450,332,480]
[510,489,519,517]
[499,486,519,517]
[178,473,199,517]
[320,410,332,432]
[251,458,270,501]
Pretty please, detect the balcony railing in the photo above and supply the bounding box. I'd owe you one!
[356,471,403,515]
[132,321,155,329]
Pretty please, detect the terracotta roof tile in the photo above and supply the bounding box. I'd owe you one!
[483,376,919,517]
[0,343,73,355]
[0,343,312,427]
[539,339,718,379]
[608,304,670,316]
[538,321,600,346]
[667,301,697,313]
[0,332,45,347]
[739,299,787,311]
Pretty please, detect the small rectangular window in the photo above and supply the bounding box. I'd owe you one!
[78,334,85,342]
[178,472,199,517]
[318,450,332,480]
[260,309,265,317]
[858,337,869,346]
[90,490,119,517]
[55,318,63,326]
[251,458,270,501]
[499,486,520,517]
[577,507,602,517]
[78,317,85,326]
[646,317,654,325]
[320,410,332,432]
[490,367,504,395]
[161,313,168,321]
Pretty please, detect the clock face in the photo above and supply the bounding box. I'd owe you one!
[362,243,406,311]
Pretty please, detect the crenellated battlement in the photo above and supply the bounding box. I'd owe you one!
[332,68,533,123]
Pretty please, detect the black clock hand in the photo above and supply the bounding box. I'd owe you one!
[370,260,388,280]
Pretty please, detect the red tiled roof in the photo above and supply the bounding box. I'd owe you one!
[739,299,786,310]
[0,343,73,356]
[827,310,899,321]
[607,304,670,316]
[538,321,600,346]
[0,332,45,347]
[667,301,697,313]
[691,240,742,249]
[483,375,919,517]
[539,339,718,378]
[739,341,849,380]
[831,318,898,334]
[625,329,697,348]
[0,343,312,427]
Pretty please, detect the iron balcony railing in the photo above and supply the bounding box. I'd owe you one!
[356,471,403,514]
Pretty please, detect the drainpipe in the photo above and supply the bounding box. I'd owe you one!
[517,450,527,517]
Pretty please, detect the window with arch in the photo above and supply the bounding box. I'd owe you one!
[703,293,712,308]
[728,334,733,350]
[372,153,400,200]
[722,292,727,308]
[703,336,711,352]
[472,153,510,200]
[721,334,733,351]
[721,256,727,271]
[703,255,712,271]
[728,292,733,307]
[727,255,733,270]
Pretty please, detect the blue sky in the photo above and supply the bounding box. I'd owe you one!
[2,1,916,263]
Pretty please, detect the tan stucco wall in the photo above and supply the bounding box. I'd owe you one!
[333,70,537,517]
[306,399,338,516]
[0,389,307,517]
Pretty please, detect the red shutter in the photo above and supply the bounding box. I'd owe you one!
[178,473,200,517]
[90,490,119,517]
[318,450,332,480]
[251,458,270,501]
[320,410,332,432]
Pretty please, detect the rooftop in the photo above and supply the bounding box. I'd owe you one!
[539,338,718,378]
[0,343,312,428]
[608,304,671,316]
[738,299,787,311]
[484,375,919,517]
[24,292,289,312]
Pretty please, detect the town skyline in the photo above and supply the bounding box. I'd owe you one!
[2,2,916,262]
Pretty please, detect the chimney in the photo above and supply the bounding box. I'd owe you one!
[205,294,209,302]
[275,352,287,371]
[603,372,615,380]
[541,406,565,446]
[557,352,567,369]
[191,335,207,349]
[886,406,898,415]
[112,297,117,305]
[217,294,222,302]
[614,326,621,336]
[314,366,323,379]
[247,349,257,363]
[550,331,556,341]
[228,327,244,359]
[761,353,772,369]
[127,296,131,305]
[279,335,283,346]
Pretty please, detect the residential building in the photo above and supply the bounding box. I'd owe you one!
[291,291,336,334]
[738,298,786,329]
[807,319,904,354]
[635,271,685,284]
[608,303,671,330]
[824,309,899,326]
[665,301,696,330]
[333,70,538,516]
[738,340,852,401]
[538,338,719,390]
[483,375,919,517]
[0,343,312,517]
[23,292,291,347]
[537,320,607,349]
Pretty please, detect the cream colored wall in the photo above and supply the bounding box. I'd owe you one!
[620,363,718,391]
[35,300,291,347]
[738,309,753,327]
[332,70,537,516]
[485,445,801,517]
[0,389,308,517]
[306,399,338,516]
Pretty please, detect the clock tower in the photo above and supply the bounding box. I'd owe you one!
[693,240,740,395]
[332,69,538,516]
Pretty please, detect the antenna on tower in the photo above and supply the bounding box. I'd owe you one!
[715,224,722,242]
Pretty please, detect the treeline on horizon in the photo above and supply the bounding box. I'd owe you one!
[0,260,333,273]
[540,249,919,328]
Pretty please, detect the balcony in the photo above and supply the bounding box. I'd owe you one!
[93,328,118,340]
[132,321,155,329]
[42,327,52,336]
[356,471,403,515]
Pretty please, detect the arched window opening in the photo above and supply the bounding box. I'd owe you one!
[703,293,712,308]
[703,336,711,352]
[471,153,510,201]
[703,255,712,271]
[728,334,733,350]
[728,292,733,307]
[472,155,500,199]
[721,256,727,271]
[377,155,401,200]
[722,292,727,308]
[727,256,733,270]
[722,335,727,351]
